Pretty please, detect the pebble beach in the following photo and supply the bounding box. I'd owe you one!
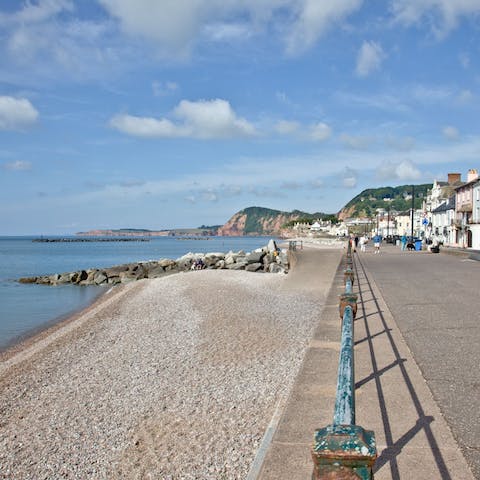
[0,244,343,479]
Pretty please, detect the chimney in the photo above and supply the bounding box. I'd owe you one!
[447,173,461,184]
[467,168,478,182]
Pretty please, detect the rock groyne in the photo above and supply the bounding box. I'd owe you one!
[19,240,288,286]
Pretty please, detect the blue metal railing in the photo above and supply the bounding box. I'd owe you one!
[311,242,377,479]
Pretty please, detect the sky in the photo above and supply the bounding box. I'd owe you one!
[1,0,480,234]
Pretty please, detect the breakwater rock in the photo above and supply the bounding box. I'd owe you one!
[19,240,289,286]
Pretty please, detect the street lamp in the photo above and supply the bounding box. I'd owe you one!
[410,185,415,238]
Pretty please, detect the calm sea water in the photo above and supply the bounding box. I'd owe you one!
[0,236,275,351]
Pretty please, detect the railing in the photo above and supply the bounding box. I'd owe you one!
[289,240,303,251]
[311,242,377,479]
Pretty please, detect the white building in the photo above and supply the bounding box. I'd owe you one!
[470,179,480,249]
[454,169,479,248]
[431,196,456,245]
[395,209,424,237]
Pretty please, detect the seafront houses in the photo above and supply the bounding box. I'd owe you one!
[431,196,456,245]
[454,169,479,248]
[471,180,480,250]
[423,173,463,245]
[395,209,424,237]
[375,209,397,237]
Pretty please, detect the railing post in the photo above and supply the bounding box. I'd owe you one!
[311,242,377,479]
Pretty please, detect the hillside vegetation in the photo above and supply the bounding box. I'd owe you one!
[338,184,432,219]
[217,206,334,236]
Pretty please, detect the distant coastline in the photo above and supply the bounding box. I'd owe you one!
[34,237,150,243]
[76,228,217,237]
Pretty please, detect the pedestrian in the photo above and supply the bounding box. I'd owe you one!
[401,233,407,251]
[349,235,356,252]
[354,235,359,249]
[359,234,367,252]
[373,233,382,254]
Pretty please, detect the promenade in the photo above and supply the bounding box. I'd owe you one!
[257,243,477,479]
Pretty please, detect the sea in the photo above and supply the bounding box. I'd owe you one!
[0,235,276,352]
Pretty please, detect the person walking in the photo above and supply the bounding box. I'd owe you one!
[360,234,368,252]
[401,233,407,251]
[373,233,382,254]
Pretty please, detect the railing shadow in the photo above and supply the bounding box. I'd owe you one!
[354,255,453,480]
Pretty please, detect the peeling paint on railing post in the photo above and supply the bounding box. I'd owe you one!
[311,242,377,479]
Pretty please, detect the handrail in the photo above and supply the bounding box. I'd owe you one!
[311,241,377,479]
[288,240,303,251]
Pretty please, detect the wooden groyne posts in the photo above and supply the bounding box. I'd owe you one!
[311,242,377,479]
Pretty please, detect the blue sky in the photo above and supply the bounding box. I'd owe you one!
[1,0,480,234]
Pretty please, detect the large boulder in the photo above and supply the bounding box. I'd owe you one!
[204,253,224,267]
[57,272,74,284]
[93,271,108,285]
[225,253,236,265]
[267,239,279,253]
[73,270,88,284]
[159,258,178,270]
[19,276,37,284]
[227,262,246,270]
[269,263,285,274]
[119,272,138,283]
[147,265,165,278]
[245,262,263,272]
[245,251,265,264]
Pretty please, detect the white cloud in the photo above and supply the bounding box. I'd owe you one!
[0,1,135,84]
[110,99,256,139]
[356,41,385,77]
[200,189,218,202]
[286,0,363,54]
[0,0,73,24]
[386,135,415,151]
[309,122,332,142]
[412,84,453,103]
[342,167,358,188]
[98,0,205,57]
[334,91,409,113]
[275,120,300,135]
[0,96,39,130]
[340,133,374,150]
[275,119,333,141]
[2,160,32,171]
[203,22,252,41]
[377,159,421,181]
[442,125,459,140]
[99,0,363,57]
[110,114,182,138]
[152,81,178,97]
[174,99,256,139]
[391,0,480,37]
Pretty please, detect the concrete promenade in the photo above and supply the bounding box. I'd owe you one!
[257,244,477,479]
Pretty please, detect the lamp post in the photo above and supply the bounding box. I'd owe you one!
[387,207,390,238]
[410,185,415,238]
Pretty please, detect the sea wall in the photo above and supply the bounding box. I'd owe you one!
[19,240,289,286]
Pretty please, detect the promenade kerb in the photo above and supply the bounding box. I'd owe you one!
[311,242,377,480]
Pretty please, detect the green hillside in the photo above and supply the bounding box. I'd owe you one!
[238,206,335,234]
[340,184,432,218]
